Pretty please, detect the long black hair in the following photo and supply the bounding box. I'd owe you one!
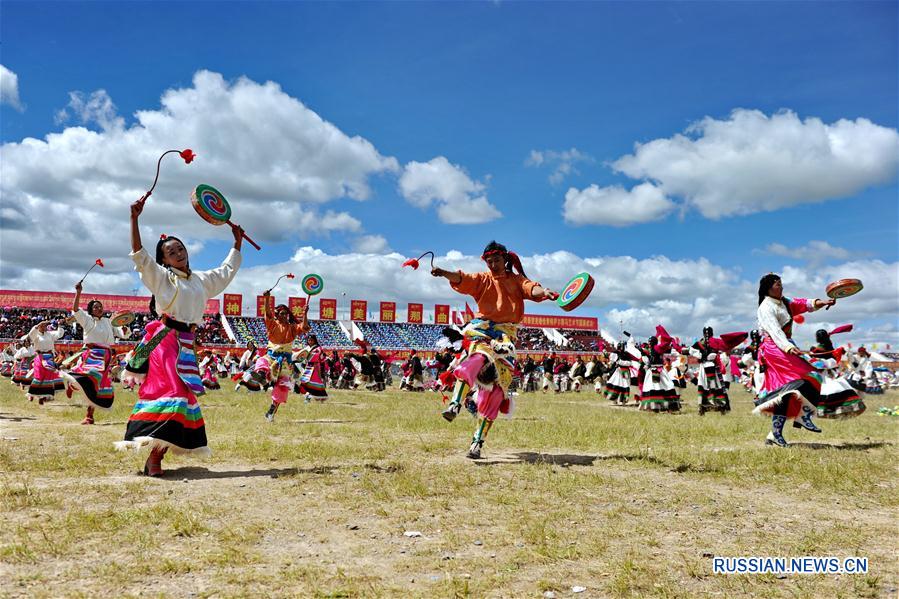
[758,273,781,305]
[149,235,188,318]
[815,329,834,352]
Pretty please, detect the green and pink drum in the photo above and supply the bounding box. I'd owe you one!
[190,184,261,250]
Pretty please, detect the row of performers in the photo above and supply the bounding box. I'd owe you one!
[4,199,885,470]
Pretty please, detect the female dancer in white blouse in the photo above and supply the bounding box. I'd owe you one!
[752,273,835,447]
[63,282,131,424]
[114,194,243,476]
[27,320,66,403]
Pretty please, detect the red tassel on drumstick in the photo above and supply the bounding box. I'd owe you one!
[77,258,105,285]
[265,273,295,294]
[144,149,195,200]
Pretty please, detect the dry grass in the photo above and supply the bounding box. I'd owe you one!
[1,381,897,598]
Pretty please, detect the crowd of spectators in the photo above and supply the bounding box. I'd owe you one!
[0,307,75,340]
[559,328,604,352]
[1,307,230,345]
[225,316,356,349]
[517,327,557,351]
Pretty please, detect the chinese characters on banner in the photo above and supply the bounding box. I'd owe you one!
[319,298,337,320]
[288,297,306,319]
[223,294,242,316]
[351,300,367,321]
[380,301,396,322]
[407,303,423,324]
[520,314,598,330]
[434,304,450,325]
[256,294,275,318]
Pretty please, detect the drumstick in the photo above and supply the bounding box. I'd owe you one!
[228,222,261,250]
[146,149,195,198]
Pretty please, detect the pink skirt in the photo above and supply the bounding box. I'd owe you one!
[759,337,813,391]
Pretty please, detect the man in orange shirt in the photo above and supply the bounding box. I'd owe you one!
[431,241,558,459]
[262,290,310,422]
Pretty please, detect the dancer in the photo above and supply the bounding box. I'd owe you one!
[0,343,15,379]
[62,282,131,424]
[809,327,865,418]
[295,333,329,404]
[854,348,883,394]
[604,342,633,404]
[739,330,767,402]
[261,292,309,422]
[12,339,35,388]
[751,273,834,447]
[569,356,586,392]
[541,352,556,393]
[689,327,729,415]
[26,319,66,404]
[115,194,242,476]
[234,340,263,392]
[638,335,681,413]
[435,241,558,459]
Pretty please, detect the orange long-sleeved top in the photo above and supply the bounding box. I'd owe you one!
[450,270,545,324]
[264,312,309,345]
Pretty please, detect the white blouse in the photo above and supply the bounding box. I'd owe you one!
[130,247,241,325]
[15,347,35,360]
[757,296,818,352]
[72,309,130,346]
[28,325,64,352]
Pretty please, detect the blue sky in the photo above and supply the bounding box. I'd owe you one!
[1,1,896,345]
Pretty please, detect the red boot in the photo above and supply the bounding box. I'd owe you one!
[143,446,168,477]
[81,406,95,425]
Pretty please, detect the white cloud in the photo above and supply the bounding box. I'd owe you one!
[398,156,501,224]
[0,70,400,287]
[760,240,856,267]
[352,234,391,254]
[612,109,899,218]
[525,147,594,184]
[55,89,123,131]
[0,65,24,111]
[563,182,675,226]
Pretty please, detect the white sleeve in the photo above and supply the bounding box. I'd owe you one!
[200,249,242,298]
[758,302,794,352]
[130,247,173,297]
[73,309,90,329]
[688,347,702,359]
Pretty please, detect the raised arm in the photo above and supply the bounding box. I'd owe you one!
[72,282,83,312]
[130,194,149,253]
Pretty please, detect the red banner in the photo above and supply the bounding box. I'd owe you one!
[288,296,306,320]
[407,303,423,324]
[521,314,598,331]
[0,289,219,314]
[380,301,396,323]
[256,294,275,318]
[319,298,337,320]
[351,300,367,321]
[223,294,242,316]
[434,304,450,325]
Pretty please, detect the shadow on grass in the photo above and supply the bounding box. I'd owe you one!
[788,441,892,451]
[0,413,36,422]
[159,461,401,480]
[475,451,721,473]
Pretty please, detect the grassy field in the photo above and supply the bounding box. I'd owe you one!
[1,380,896,598]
